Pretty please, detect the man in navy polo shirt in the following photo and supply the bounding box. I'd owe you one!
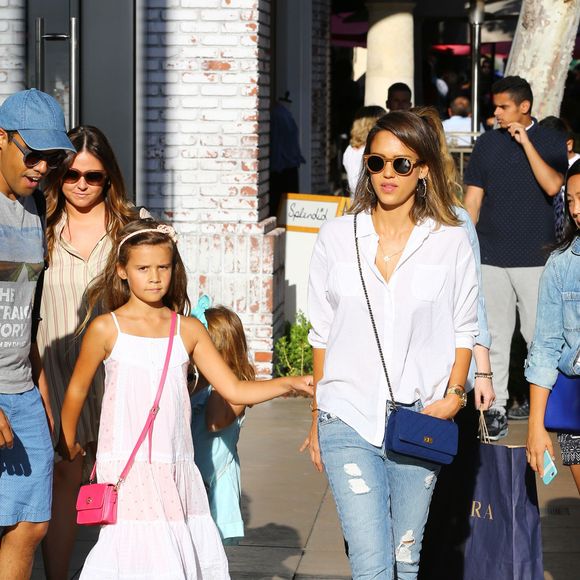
[464,76,567,439]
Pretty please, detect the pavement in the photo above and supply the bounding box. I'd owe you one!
[32,398,580,579]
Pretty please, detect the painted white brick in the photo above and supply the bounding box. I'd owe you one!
[221,96,258,109]
[200,9,239,21]
[219,47,258,58]
[221,21,258,33]
[221,0,258,8]
[183,0,220,6]
[148,0,180,7]
[148,20,178,32]
[200,84,238,96]
[201,34,241,46]
[180,21,219,33]
[221,72,257,84]
[161,8,199,21]
[199,109,240,121]
[160,105,203,120]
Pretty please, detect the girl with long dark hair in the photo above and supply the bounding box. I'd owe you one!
[38,125,145,577]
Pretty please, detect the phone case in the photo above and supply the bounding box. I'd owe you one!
[542,450,558,485]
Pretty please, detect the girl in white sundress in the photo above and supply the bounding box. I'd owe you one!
[58,219,313,579]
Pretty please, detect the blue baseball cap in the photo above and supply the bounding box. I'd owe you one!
[0,88,75,152]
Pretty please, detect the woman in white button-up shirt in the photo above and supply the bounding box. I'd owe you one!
[305,112,479,579]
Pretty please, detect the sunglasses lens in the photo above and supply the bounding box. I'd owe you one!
[24,151,65,169]
[23,152,43,168]
[63,169,106,186]
[85,172,106,186]
[63,170,81,183]
[366,155,385,173]
[393,157,413,175]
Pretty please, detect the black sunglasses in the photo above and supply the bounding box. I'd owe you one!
[63,169,108,186]
[364,154,422,177]
[11,137,66,170]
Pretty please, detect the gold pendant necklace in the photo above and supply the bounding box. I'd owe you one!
[381,247,404,263]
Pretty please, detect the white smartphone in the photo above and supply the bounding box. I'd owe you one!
[542,450,558,485]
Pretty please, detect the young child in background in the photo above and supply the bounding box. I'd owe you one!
[58,219,313,579]
[190,298,250,544]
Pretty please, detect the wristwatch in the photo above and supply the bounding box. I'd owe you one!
[446,386,467,408]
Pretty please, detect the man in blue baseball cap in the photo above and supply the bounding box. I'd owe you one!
[0,89,75,579]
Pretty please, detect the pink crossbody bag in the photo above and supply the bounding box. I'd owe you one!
[76,311,177,526]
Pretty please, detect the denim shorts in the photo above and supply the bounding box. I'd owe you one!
[0,387,54,526]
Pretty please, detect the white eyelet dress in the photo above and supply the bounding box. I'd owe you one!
[80,313,230,579]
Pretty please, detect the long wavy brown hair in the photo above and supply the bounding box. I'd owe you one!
[350,111,460,227]
[80,220,190,332]
[44,125,138,261]
[206,307,255,382]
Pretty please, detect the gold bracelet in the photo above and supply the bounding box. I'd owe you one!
[447,383,465,391]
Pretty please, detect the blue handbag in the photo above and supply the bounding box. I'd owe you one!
[386,407,458,464]
[544,373,580,434]
[354,215,459,465]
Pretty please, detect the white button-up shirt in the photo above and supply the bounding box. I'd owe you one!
[308,212,479,446]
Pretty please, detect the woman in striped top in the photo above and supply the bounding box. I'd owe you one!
[37,125,145,579]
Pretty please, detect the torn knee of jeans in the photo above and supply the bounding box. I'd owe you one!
[347,477,370,494]
[395,529,415,563]
[424,473,435,489]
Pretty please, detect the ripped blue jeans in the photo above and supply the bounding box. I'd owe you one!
[318,402,440,580]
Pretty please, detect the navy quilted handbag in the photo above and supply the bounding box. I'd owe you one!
[354,214,459,465]
[544,373,580,434]
[386,407,458,464]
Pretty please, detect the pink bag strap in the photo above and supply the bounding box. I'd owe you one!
[89,311,177,487]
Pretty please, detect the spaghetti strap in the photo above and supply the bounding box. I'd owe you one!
[176,313,181,335]
[110,312,122,333]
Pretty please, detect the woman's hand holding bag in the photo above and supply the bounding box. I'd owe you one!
[422,394,463,420]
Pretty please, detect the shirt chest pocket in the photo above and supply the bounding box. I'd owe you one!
[331,263,364,298]
[411,265,448,302]
[563,292,580,331]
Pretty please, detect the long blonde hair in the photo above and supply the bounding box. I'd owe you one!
[411,106,463,204]
[205,307,255,382]
[80,219,190,332]
[44,125,139,262]
[350,111,460,227]
[350,106,386,148]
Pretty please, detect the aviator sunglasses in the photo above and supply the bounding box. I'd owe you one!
[363,154,422,177]
[11,136,66,170]
[63,168,108,186]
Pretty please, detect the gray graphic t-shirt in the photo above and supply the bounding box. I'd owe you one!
[0,192,44,394]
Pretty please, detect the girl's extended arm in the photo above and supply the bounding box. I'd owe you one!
[59,316,111,460]
[185,317,312,405]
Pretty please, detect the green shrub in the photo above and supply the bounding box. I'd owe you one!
[274,311,313,376]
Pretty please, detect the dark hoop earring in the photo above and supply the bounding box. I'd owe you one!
[418,177,427,199]
[366,179,375,197]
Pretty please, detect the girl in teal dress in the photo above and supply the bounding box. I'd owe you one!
[191,299,251,543]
